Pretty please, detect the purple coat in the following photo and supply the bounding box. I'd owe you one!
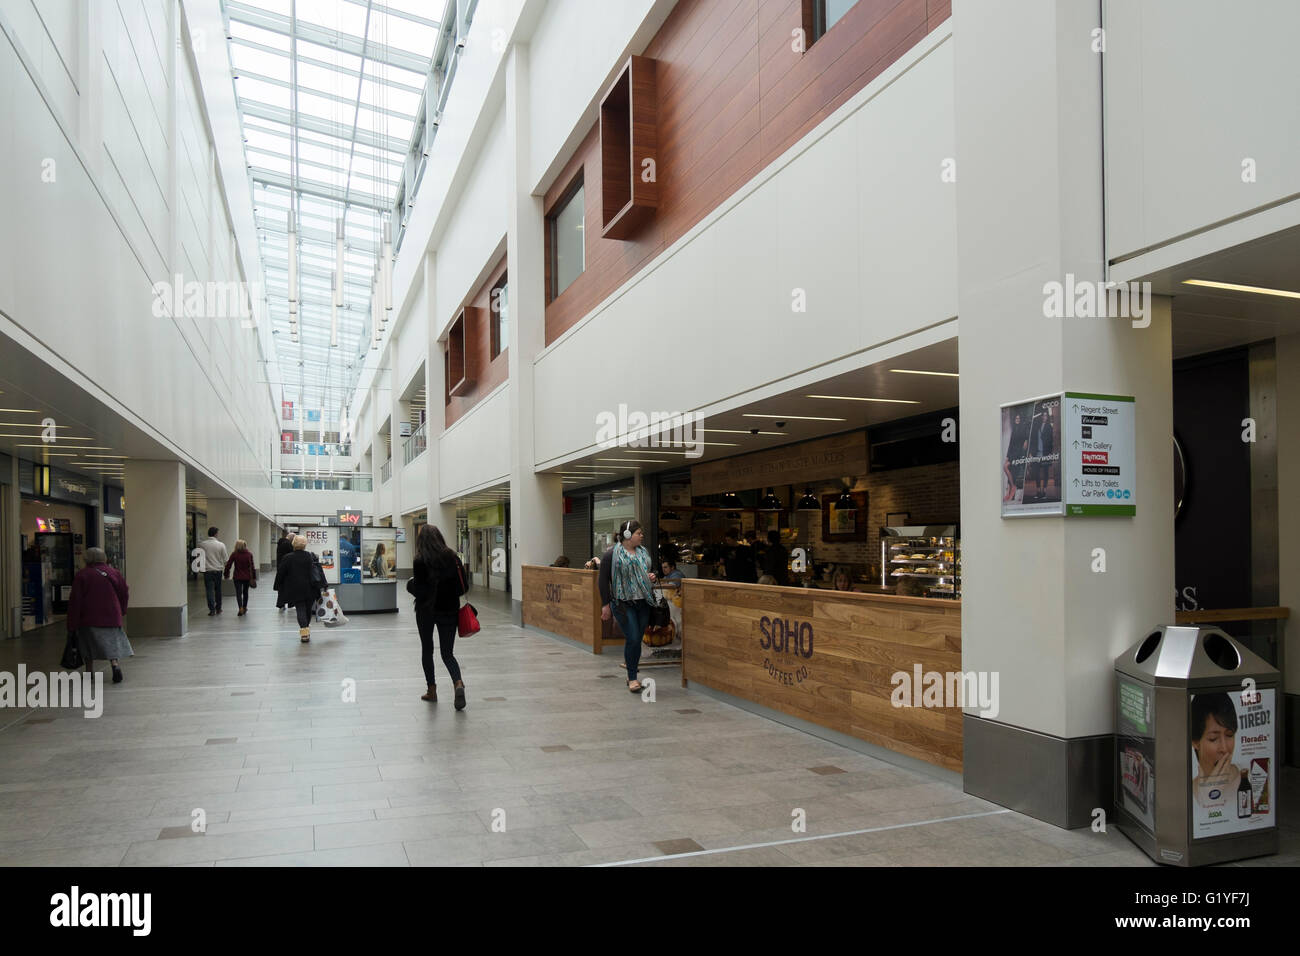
[67,564,129,630]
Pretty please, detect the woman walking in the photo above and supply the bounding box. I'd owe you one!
[66,548,132,684]
[274,530,294,611]
[408,525,468,709]
[598,519,656,693]
[273,535,322,643]
[223,539,257,615]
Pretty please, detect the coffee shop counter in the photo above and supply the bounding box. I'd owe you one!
[680,578,963,772]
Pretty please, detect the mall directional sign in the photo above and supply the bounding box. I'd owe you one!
[1062,392,1136,516]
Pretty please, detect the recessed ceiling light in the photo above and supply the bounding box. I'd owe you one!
[805,395,920,404]
[597,458,669,464]
[697,429,786,435]
[1182,279,1300,299]
[743,414,846,422]
[0,408,40,413]
[889,368,959,378]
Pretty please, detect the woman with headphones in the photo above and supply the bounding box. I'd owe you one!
[597,519,657,693]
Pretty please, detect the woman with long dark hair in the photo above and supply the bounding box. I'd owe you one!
[597,518,656,693]
[408,524,469,709]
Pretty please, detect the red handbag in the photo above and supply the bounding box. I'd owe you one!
[456,563,480,636]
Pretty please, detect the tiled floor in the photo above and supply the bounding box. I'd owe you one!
[1,583,1295,867]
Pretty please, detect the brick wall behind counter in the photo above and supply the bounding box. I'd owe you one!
[798,461,961,569]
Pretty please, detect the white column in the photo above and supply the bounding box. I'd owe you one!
[505,43,563,621]
[424,252,459,539]
[206,498,239,593]
[124,460,187,636]
[954,0,1174,825]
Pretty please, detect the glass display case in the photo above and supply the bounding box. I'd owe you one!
[880,525,960,599]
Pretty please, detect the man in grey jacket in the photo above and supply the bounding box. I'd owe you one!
[197,527,230,616]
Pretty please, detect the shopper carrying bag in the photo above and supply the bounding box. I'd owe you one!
[599,519,657,694]
[409,525,469,709]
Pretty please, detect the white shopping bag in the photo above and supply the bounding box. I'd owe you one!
[315,588,349,626]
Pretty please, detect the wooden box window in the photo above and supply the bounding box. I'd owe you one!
[599,55,658,240]
[447,309,475,397]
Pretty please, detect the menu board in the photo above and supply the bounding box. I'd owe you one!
[1190,688,1274,840]
[361,528,396,583]
[300,526,339,585]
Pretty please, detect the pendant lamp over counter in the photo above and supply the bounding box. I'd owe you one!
[759,488,783,511]
[797,487,820,511]
[837,486,856,510]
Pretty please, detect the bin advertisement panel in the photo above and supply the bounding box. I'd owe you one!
[361,528,396,583]
[1117,678,1156,836]
[301,527,339,586]
[1190,688,1274,839]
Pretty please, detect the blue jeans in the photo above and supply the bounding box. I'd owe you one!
[611,599,649,682]
[204,570,223,611]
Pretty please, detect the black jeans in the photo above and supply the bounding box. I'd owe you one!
[295,602,313,629]
[416,607,462,685]
[234,580,250,610]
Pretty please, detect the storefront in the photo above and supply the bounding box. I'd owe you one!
[467,503,509,592]
[103,484,125,573]
[655,418,960,597]
[18,462,100,632]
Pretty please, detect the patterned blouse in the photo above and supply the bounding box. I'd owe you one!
[611,544,653,603]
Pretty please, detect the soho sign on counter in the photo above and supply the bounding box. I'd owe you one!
[1001,391,1137,518]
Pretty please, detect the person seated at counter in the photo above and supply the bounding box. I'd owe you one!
[583,556,600,570]
[660,558,684,586]
[831,568,855,592]
[757,574,778,586]
[551,556,571,568]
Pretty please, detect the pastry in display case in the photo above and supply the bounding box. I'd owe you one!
[880,525,960,599]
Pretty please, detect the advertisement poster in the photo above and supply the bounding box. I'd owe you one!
[361,528,396,583]
[1000,395,1062,516]
[1190,688,1274,839]
[1117,678,1156,835]
[1061,392,1136,516]
[300,526,339,586]
[338,528,361,584]
[281,400,294,421]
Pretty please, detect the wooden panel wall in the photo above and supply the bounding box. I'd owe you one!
[521,565,603,653]
[445,255,510,427]
[682,579,963,770]
[544,0,950,343]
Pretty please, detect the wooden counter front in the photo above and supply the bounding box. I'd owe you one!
[682,580,963,772]
[520,565,605,654]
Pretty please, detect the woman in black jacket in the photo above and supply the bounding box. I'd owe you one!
[274,536,323,643]
[274,531,295,610]
[408,524,468,709]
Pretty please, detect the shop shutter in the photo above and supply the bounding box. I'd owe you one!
[563,496,590,565]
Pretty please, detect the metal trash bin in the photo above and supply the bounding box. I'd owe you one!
[1115,625,1280,866]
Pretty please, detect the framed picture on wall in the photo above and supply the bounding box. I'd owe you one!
[822,493,869,542]
[887,511,910,527]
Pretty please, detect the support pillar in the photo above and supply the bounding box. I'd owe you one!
[424,251,460,541]
[954,0,1174,827]
[1276,333,1300,764]
[205,498,239,595]
[124,460,187,636]
[505,43,563,623]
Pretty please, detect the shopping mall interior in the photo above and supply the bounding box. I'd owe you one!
[0,0,1297,876]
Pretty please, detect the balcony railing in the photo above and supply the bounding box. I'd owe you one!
[279,441,353,456]
[381,459,392,483]
[275,472,372,491]
[402,422,427,465]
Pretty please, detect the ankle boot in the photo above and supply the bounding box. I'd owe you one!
[421,684,437,702]
[299,627,310,643]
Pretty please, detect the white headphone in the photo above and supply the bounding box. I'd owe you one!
[622,522,634,540]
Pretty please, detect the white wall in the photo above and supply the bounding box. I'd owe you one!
[1104,0,1300,262]
[525,0,668,193]
[532,34,957,468]
[433,109,508,334]
[439,384,510,500]
[0,0,279,518]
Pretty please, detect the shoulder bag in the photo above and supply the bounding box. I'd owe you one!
[456,562,480,636]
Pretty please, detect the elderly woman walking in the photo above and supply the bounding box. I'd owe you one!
[66,548,133,684]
